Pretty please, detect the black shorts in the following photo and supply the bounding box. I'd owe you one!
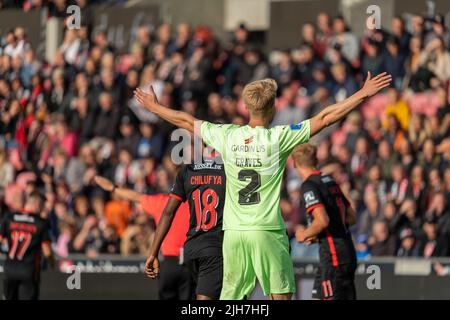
[158,256,195,300]
[185,255,223,299]
[3,277,40,300]
[312,263,356,300]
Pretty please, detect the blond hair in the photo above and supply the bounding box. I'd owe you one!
[292,143,318,167]
[242,79,278,116]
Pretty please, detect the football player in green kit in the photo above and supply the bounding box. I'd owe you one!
[135,72,391,300]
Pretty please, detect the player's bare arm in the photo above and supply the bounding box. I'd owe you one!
[309,72,392,137]
[145,197,182,279]
[94,176,142,203]
[134,86,201,134]
[346,207,357,226]
[296,206,330,243]
[42,242,55,268]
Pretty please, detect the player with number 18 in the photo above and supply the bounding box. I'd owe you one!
[145,150,226,300]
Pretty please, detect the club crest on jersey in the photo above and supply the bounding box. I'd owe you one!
[244,136,254,144]
[290,123,303,130]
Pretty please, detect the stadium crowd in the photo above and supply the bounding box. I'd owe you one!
[0,1,450,260]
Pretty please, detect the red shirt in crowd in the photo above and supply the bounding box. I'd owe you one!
[140,194,189,257]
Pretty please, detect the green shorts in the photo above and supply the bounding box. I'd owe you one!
[220,229,296,300]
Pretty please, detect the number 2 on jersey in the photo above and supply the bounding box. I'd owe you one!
[192,188,219,231]
[238,169,261,205]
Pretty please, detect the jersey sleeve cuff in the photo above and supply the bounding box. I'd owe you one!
[169,193,185,202]
[306,203,324,214]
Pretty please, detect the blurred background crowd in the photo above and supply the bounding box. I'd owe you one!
[0,0,449,260]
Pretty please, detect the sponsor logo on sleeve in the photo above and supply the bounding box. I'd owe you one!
[290,123,303,130]
[304,191,319,207]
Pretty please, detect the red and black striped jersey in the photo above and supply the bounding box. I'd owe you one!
[300,171,356,267]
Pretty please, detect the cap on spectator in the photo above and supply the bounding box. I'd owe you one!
[400,228,414,240]
[357,234,368,244]
[238,23,248,31]
[120,115,132,125]
[433,14,444,25]
[312,61,327,71]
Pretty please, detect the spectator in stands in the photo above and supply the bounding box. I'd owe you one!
[408,165,429,213]
[419,37,450,86]
[369,219,397,256]
[270,50,295,91]
[328,16,359,67]
[103,193,132,238]
[382,37,406,89]
[384,115,407,152]
[271,86,305,126]
[361,40,383,77]
[358,191,381,237]
[417,215,448,257]
[427,193,450,238]
[0,146,14,187]
[121,213,154,255]
[350,136,372,188]
[397,199,422,234]
[390,16,411,56]
[364,164,388,206]
[344,112,365,153]
[389,163,409,205]
[355,234,371,260]
[397,228,419,257]
[301,22,325,58]
[404,35,423,89]
[382,88,410,131]
[136,121,164,160]
[417,138,441,174]
[330,62,357,102]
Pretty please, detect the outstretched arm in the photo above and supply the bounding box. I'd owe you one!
[94,176,141,202]
[310,72,391,137]
[145,197,182,279]
[134,86,200,134]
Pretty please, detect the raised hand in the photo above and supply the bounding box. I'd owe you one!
[134,86,159,111]
[360,72,392,98]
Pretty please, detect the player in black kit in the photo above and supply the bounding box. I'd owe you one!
[146,150,226,300]
[0,191,54,300]
[293,144,357,300]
